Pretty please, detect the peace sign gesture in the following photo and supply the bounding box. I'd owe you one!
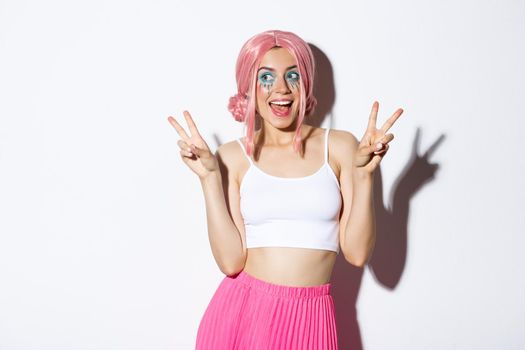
[353,101,404,175]
[167,111,219,180]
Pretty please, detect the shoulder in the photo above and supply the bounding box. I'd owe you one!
[328,129,359,168]
[214,138,245,183]
[328,128,359,148]
[216,138,242,157]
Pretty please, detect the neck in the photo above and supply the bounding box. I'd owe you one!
[256,121,309,147]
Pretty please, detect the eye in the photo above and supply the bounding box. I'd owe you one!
[286,71,300,81]
[259,73,275,83]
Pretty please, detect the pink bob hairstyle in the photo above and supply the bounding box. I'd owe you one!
[227,29,317,157]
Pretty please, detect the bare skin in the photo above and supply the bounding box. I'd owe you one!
[240,124,341,287]
[237,48,345,286]
[168,47,403,287]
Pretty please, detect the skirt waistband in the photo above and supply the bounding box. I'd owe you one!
[231,270,331,298]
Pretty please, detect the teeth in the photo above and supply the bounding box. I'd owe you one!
[270,101,292,106]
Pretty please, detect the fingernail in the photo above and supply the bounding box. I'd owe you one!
[376,143,383,150]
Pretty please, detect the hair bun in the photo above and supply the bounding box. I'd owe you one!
[228,93,248,122]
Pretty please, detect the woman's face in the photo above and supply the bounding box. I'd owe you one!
[255,47,301,128]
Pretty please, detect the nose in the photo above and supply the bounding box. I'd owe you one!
[273,75,291,94]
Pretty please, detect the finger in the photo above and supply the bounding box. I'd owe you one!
[180,148,194,158]
[370,153,383,168]
[178,141,201,157]
[373,143,389,154]
[369,139,392,154]
[168,116,191,141]
[379,108,403,134]
[190,144,201,157]
[367,140,385,155]
[366,101,379,132]
[183,110,203,139]
[359,132,373,147]
[177,139,195,153]
[377,133,394,145]
[411,127,421,158]
[372,145,389,166]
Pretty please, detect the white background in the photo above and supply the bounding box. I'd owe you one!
[1,0,524,349]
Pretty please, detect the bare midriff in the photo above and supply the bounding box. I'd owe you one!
[239,125,340,288]
[242,247,338,287]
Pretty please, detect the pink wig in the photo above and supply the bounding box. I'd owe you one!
[228,29,317,156]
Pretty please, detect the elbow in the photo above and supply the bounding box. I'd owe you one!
[222,267,243,277]
[353,260,367,268]
[348,259,367,268]
[221,251,247,276]
[221,266,242,277]
[222,265,245,277]
[343,252,368,268]
[342,240,375,268]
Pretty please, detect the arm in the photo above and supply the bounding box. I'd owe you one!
[340,101,404,266]
[342,170,375,267]
[336,130,375,267]
[199,144,247,276]
[167,112,246,276]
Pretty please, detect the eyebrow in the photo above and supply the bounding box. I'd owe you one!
[258,65,297,72]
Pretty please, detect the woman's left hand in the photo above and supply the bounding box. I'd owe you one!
[353,101,404,176]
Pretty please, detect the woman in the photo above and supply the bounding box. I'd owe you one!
[168,29,403,350]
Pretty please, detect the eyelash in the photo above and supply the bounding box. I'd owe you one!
[258,71,300,87]
[259,73,275,83]
[287,72,300,82]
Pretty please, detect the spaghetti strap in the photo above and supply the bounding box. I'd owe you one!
[324,128,330,165]
[236,138,253,165]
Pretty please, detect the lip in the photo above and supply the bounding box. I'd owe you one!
[269,99,294,103]
[269,100,293,117]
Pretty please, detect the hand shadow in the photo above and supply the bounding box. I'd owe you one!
[207,44,445,350]
[309,44,445,349]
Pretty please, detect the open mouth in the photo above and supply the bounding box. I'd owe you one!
[269,100,293,117]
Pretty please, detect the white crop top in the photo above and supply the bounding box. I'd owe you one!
[236,128,342,254]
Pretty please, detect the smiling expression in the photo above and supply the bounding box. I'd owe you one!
[255,47,301,125]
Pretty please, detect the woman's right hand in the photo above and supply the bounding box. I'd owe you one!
[168,111,220,180]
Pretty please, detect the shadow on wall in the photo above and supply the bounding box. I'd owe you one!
[206,43,445,350]
[309,43,445,350]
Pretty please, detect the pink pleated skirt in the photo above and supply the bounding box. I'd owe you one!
[195,269,338,350]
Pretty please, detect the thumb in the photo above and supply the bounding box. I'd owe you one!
[370,154,382,168]
[190,144,200,156]
[190,144,207,158]
[367,141,384,155]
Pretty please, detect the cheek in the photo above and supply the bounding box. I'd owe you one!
[292,91,301,107]
[256,86,268,107]
[256,83,269,98]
